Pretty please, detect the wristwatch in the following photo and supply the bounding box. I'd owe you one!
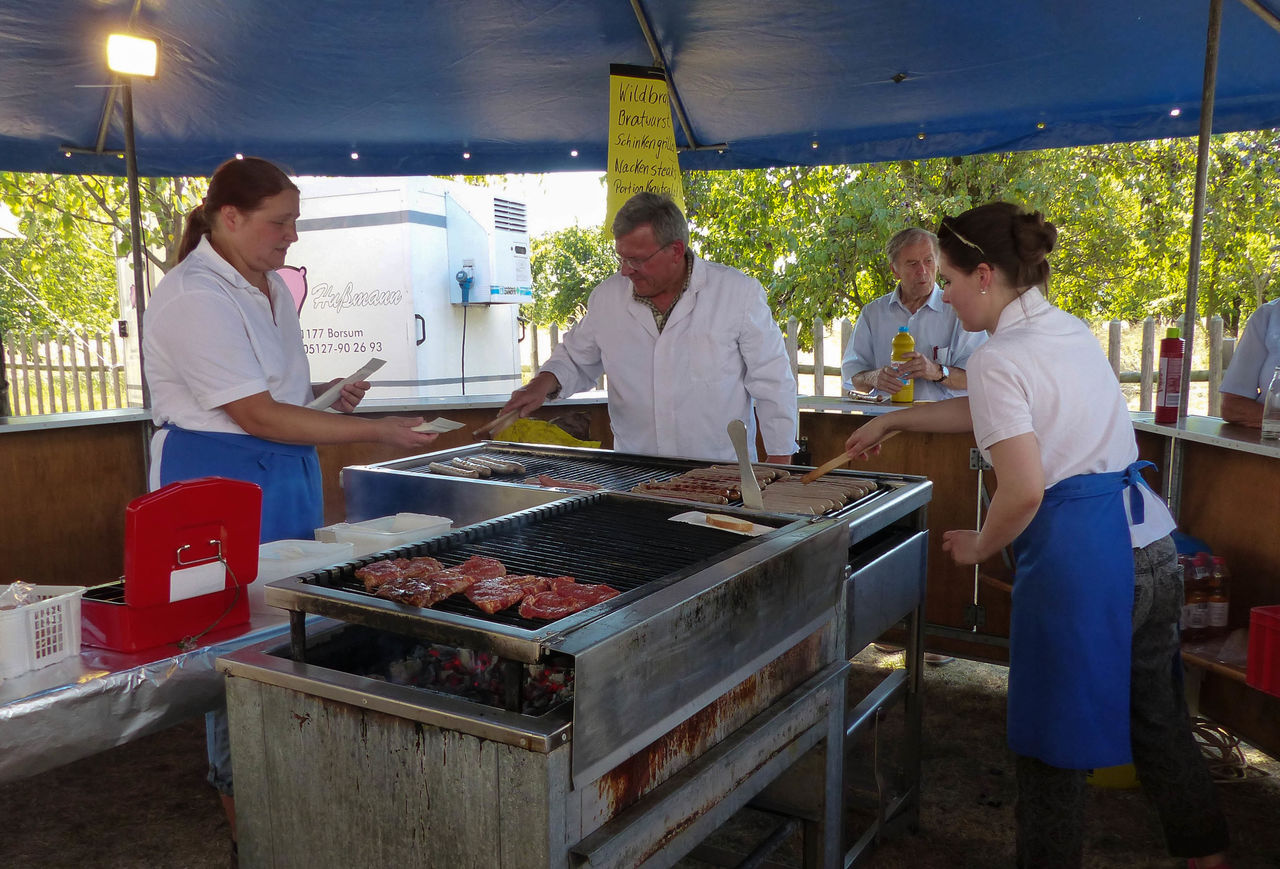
[932,364,950,383]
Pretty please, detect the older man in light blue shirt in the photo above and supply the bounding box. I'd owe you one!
[841,228,987,401]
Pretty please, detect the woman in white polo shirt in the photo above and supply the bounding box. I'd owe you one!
[144,157,439,539]
[143,156,440,852]
[844,202,1229,869]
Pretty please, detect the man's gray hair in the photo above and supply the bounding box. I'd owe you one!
[885,228,939,266]
[612,192,690,247]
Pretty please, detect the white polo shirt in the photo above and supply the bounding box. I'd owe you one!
[143,236,313,435]
[840,285,987,400]
[966,288,1175,547]
[1220,297,1280,401]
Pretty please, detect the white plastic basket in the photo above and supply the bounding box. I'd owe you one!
[0,585,86,680]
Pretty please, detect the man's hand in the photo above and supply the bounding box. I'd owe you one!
[501,371,561,419]
[891,351,943,384]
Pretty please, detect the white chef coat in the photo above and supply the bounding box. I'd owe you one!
[966,288,1175,547]
[539,256,798,461]
[1220,297,1280,401]
[143,235,313,435]
[840,284,987,400]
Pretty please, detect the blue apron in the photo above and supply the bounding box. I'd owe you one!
[1007,461,1153,769]
[158,424,323,543]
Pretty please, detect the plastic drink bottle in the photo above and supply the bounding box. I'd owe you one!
[1185,553,1212,642]
[1262,366,1280,440]
[1155,327,1184,424]
[1207,556,1231,638]
[1178,554,1194,642]
[891,326,915,404]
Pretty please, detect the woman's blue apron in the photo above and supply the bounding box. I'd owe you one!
[1007,461,1154,769]
[158,424,323,543]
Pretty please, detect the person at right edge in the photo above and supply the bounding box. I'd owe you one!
[1219,295,1280,427]
[843,202,1230,869]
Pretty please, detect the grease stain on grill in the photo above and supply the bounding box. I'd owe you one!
[594,633,823,818]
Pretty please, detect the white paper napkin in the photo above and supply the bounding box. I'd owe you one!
[669,510,774,536]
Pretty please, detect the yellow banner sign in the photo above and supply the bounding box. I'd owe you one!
[605,64,685,231]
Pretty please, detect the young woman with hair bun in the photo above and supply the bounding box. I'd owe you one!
[845,202,1230,868]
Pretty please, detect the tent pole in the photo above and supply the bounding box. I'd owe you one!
[122,80,150,409]
[627,0,725,152]
[1235,0,1280,33]
[1179,0,1222,424]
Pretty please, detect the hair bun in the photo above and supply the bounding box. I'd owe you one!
[1012,211,1056,264]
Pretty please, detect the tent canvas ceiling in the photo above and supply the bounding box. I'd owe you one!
[0,0,1279,179]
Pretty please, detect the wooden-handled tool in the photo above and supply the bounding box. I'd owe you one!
[800,430,899,484]
[472,408,522,439]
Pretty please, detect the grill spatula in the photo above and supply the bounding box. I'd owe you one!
[726,419,763,510]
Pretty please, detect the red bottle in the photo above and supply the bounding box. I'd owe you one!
[1155,327,1184,425]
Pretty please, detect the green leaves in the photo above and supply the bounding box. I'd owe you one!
[524,224,616,326]
[0,172,206,334]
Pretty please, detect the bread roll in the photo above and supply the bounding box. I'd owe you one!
[705,513,756,533]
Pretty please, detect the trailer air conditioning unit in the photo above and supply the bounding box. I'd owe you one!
[445,191,532,305]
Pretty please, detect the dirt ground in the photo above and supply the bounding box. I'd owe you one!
[2,648,1277,868]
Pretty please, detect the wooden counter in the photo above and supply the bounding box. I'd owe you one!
[1134,414,1280,756]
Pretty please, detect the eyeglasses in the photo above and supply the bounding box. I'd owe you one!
[937,218,988,259]
[614,242,672,271]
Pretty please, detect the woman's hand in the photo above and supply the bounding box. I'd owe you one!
[324,378,370,413]
[941,529,985,565]
[844,417,891,460]
[372,417,441,449]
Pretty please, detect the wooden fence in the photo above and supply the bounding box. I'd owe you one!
[1,317,1237,419]
[523,315,1238,416]
[1,330,128,416]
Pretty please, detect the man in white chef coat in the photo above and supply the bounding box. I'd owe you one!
[841,227,986,400]
[500,192,798,463]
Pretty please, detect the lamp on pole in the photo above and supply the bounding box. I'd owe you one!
[106,33,158,407]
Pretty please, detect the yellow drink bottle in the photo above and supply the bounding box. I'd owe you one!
[891,326,915,403]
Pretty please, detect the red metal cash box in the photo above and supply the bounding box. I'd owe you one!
[81,477,262,652]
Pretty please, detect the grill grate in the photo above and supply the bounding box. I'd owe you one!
[395,448,689,492]
[313,495,772,628]
[391,446,890,516]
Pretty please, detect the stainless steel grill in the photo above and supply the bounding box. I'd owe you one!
[223,443,934,868]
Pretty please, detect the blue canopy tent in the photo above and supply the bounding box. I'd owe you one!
[0,0,1278,419]
[0,0,1278,177]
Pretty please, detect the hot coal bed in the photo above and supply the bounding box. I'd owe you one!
[219,445,931,868]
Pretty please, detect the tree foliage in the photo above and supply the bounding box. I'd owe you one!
[0,172,205,333]
[525,224,616,325]
[525,131,1280,351]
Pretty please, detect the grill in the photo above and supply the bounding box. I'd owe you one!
[223,445,933,868]
[344,441,918,533]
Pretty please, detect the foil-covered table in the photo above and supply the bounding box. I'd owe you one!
[0,613,314,784]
